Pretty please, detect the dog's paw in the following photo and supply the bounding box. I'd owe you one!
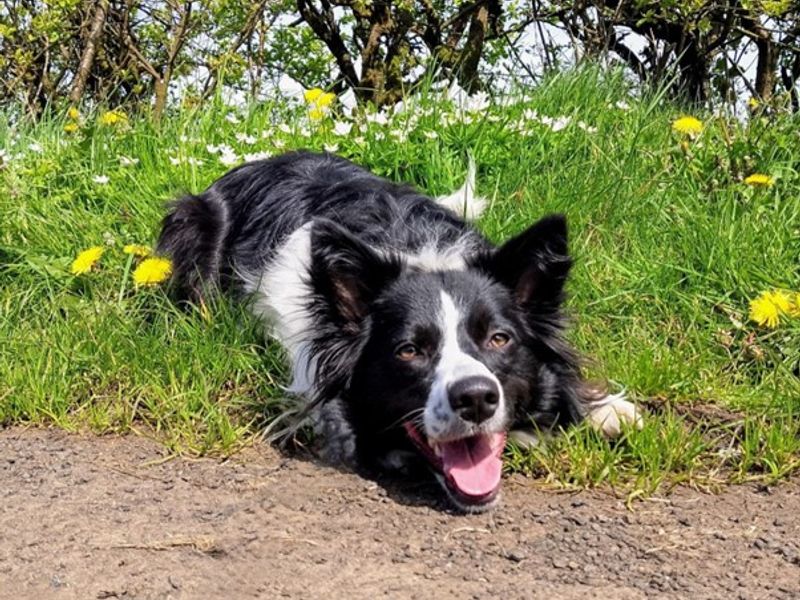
[586,392,643,438]
[508,428,542,450]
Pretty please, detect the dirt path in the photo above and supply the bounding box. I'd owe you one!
[1,427,798,600]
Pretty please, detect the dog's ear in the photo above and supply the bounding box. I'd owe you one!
[474,214,572,311]
[310,219,402,327]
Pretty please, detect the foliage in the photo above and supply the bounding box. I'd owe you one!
[1,1,799,115]
[1,69,798,491]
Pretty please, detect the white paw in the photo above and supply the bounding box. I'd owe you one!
[508,428,542,450]
[586,392,643,438]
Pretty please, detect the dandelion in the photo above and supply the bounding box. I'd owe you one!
[133,257,172,286]
[749,290,793,328]
[123,244,151,257]
[744,173,775,187]
[99,110,127,126]
[63,122,79,133]
[93,175,110,185]
[747,97,760,109]
[71,246,104,275]
[67,106,80,120]
[304,88,336,120]
[672,116,703,136]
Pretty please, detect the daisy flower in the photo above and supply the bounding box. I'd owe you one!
[133,257,173,286]
[71,246,104,275]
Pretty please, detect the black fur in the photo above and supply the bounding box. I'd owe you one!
[158,151,593,507]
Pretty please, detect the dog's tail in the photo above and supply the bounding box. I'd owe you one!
[435,156,487,220]
[156,189,229,302]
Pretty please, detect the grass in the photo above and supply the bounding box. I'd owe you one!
[2,68,799,494]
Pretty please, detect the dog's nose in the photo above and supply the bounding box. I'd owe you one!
[448,376,500,424]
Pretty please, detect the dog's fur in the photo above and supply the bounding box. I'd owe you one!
[157,151,639,511]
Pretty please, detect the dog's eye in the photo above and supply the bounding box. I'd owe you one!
[488,332,511,349]
[396,343,420,361]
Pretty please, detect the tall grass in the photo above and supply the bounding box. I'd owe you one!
[1,68,798,489]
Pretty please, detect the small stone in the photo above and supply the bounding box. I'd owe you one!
[506,550,526,563]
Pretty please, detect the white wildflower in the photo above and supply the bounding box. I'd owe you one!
[28,142,43,153]
[225,113,241,124]
[235,133,257,145]
[219,149,239,167]
[93,174,110,185]
[118,155,139,167]
[615,100,630,110]
[324,143,339,153]
[206,144,220,154]
[243,151,272,162]
[273,139,286,149]
[169,156,181,166]
[423,130,439,140]
[278,124,292,134]
[366,111,389,126]
[333,121,352,137]
[577,121,598,134]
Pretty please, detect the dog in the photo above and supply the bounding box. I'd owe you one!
[157,151,640,511]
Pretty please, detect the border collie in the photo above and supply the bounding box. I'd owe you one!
[157,151,640,512]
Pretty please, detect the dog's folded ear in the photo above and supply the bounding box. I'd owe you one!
[473,213,572,312]
[310,219,402,327]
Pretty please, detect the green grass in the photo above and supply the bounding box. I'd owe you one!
[2,68,799,493]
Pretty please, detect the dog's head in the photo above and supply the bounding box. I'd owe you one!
[309,215,576,511]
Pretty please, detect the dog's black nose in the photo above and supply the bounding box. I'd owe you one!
[448,376,500,424]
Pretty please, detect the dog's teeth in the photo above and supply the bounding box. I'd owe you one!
[431,442,442,457]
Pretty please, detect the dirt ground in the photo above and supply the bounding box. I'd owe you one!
[1,427,798,600]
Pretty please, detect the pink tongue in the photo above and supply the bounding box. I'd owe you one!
[440,433,505,498]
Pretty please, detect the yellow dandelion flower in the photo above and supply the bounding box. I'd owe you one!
[744,173,774,187]
[99,110,128,126]
[303,88,324,104]
[749,290,792,328]
[71,246,104,275]
[123,244,151,257]
[789,293,800,318]
[133,257,172,286]
[316,92,336,109]
[67,106,80,120]
[63,122,79,133]
[672,116,703,136]
[747,97,760,109]
[308,107,326,121]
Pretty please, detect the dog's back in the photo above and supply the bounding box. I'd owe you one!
[158,151,486,300]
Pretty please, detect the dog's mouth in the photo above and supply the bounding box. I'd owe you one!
[403,422,506,508]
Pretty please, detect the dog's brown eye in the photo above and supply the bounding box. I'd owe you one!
[488,332,511,349]
[396,343,420,361]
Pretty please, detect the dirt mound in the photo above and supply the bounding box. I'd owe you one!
[1,427,798,599]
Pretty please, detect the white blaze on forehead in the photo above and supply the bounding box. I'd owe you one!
[437,291,493,381]
[423,290,505,440]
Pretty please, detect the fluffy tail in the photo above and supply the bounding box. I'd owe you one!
[156,190,229,301]
[435,156,487,220]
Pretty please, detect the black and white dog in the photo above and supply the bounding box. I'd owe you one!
[157,151,639,511]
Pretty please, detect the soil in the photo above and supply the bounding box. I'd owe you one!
[1,427,798,600]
